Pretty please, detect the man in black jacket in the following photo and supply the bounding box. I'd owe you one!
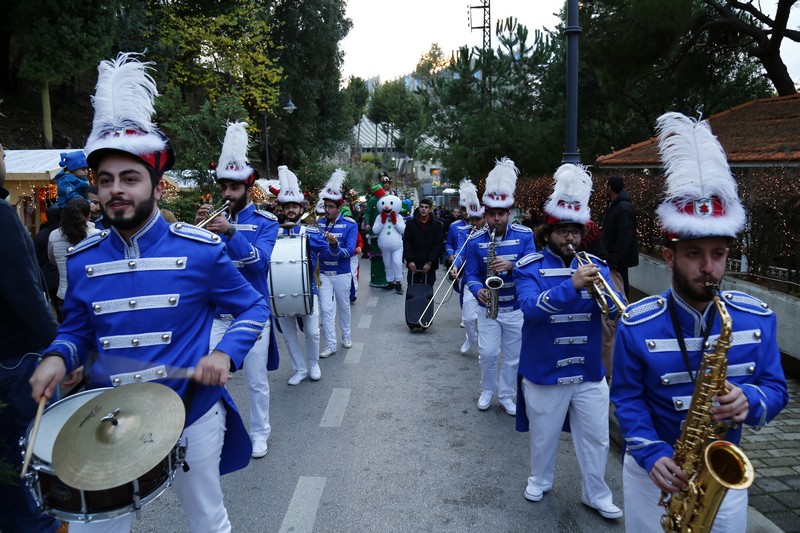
[0,143,61,532]
[601,176,639,297]
[402,198,444,290]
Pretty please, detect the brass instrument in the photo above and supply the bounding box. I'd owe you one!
[418,225,480,329]
[660,284,754,533]
[485,227,503,319]
[567,244,627,317]
[196,200,231,229]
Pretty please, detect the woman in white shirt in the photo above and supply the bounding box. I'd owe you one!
[48,197,101,315]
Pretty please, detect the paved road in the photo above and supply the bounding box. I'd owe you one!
[131,259,625,532]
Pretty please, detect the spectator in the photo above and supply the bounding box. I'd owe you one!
[54,151,90,208]
[403,198,444,288]
[601,176,639,297]
[34,206,62,321]
[86,185,106,230]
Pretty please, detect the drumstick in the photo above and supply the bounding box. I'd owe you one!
[20,396,47,479]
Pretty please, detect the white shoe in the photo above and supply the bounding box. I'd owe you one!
[460,337,473,354]
[342,338,352,349]
[499,398,516,416]
[320,346,336,358]
[251,439,268,458]
[309,363,321,381]
[582,499,623,520]
[477,391,493,411]
[524,483,544,502]
[459,320,465,328]
[288,371,307,386]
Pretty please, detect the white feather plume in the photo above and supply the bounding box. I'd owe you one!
[216,121,253,181]
[461,179,484,218]
[544,163,593,224]
[482,157,519,208]
[458,178,475,207]
[655,112,745,238]
[277,165,304,203]
[321,168,347,201]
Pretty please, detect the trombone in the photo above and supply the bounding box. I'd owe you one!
[418,225,479,329]
[567,244,627,317]
[196,200,231,229]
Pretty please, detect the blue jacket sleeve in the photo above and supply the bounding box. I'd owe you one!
[225,218,277,274]
[445,223,459,257]
[738,312,788,428]
[464,238,483,299]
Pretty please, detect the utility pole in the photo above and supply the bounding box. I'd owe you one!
[562,0,582,164]
[468,0,491,51]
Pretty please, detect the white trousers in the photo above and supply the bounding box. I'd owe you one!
[622,453,747,533]
[522,377,615,507]
[69,402,230,533]
[211,317,271,441]
[462,288,479,344]
[349,255,360,299]
[318,273,352,348]
[477,309,522,400]
[383,248,404,282]
[277,295,320,373]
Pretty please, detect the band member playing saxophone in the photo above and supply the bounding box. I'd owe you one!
[195,121,279,460]
[464,158,535,416]
[513,163,623,519]
[610,112,788,532]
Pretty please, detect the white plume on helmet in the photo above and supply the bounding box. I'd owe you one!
[216,121,256,183]
[460,179,484,218]
[482,157,518,209]
[654,112,745,240]
[276,165,304,204]
[543,163,593,225]
[320,168,347,203]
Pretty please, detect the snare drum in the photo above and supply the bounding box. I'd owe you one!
[269,233,314,317]
[21,389,184,523]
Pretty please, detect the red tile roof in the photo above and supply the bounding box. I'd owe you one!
[596,93,800,168]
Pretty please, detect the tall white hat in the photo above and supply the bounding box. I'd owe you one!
[276,165,304,204]
[460,179,484,218]
[655,112,745,241]
[84,52,174,174]
[543,163,593,225]
[320,168,347,203]
[216,121,258,186]
[482,157,518,209]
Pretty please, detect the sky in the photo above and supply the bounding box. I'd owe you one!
[340,0,800,85]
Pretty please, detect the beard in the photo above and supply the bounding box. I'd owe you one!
[547,239,572,261]
[229,192,248,215]
[102,191,157,231]
[672,260,715,304]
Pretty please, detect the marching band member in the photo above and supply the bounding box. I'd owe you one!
[274,165,343,385]
[450,179,484,354]
[196,121,279,459]
[317,170,358,357]
[513,164,623,518]
[464,158,535,415]
[445,189,469,267]
[29,53,268,533]
[611,112,788,532]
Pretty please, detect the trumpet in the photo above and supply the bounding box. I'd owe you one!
[567,244,626,317]
[196,200,231,229]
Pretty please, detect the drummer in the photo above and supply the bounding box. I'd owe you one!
[195,121,279,460]
[29,53,269,533]
[274,165,342,385]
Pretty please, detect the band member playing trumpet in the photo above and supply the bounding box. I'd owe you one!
[611,113,787,532]
[275,165,344,385]
[317,170,358,358]
[29,53,269,532]
[464,158,535,416]
[513,163,623,519]
[196,121,279,459]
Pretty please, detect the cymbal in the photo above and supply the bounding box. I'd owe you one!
[52,382,185,491]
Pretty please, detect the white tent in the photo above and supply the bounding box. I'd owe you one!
[4,149,68,233]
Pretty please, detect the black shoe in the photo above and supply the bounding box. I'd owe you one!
[382,284,394,291]
[395,282,403,294]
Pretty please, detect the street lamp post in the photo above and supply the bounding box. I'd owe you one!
[263,97,298,180]
[562,0,581,164]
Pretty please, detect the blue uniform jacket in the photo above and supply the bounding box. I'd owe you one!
[445,219,468,257]
[464,223,536,311]
[45,211,269,474]
[317,214,357,275]
[281,224,340,295]
[610,289,788,474]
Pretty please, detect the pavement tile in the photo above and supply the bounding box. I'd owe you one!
[755,477,791,493]
[784,477,800,490]
[762,456,800,468]
[776,432,800,440]
[763,511,800,533]
[767,447,798,457]
[772,490,800,510]
[750,494,789,513]
[759,467,798,477]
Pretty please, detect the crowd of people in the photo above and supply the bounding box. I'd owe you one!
[0,52,790,533]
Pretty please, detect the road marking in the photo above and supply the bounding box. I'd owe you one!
[367,296,378,307]
[320,388,351,427]
[278,476,326,533]
[345,342,364,365]
[357,314,372,329]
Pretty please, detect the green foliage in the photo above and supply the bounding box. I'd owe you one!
[414,44,450,83]
[342,76,370,127]
[367,80,425,157]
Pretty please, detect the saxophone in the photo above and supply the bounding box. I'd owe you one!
[484,227,504,319]
[660,284,755,533]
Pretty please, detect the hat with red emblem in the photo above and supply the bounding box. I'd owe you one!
[276,165,304,204]
[460,178,484,218]
[320,169,347,205]
[84,52,174,177]
[655,112,745,241]
[215,121,258,186]
[482,157,518,209]
[543,163,593,225]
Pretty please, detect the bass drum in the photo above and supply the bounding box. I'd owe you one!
[269,233,314,317]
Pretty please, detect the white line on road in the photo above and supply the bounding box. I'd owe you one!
[357,314,372,329]
[344,342,364,365]
[367,296,378,307]
[278,476,326,533]
[320,388,351,428]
